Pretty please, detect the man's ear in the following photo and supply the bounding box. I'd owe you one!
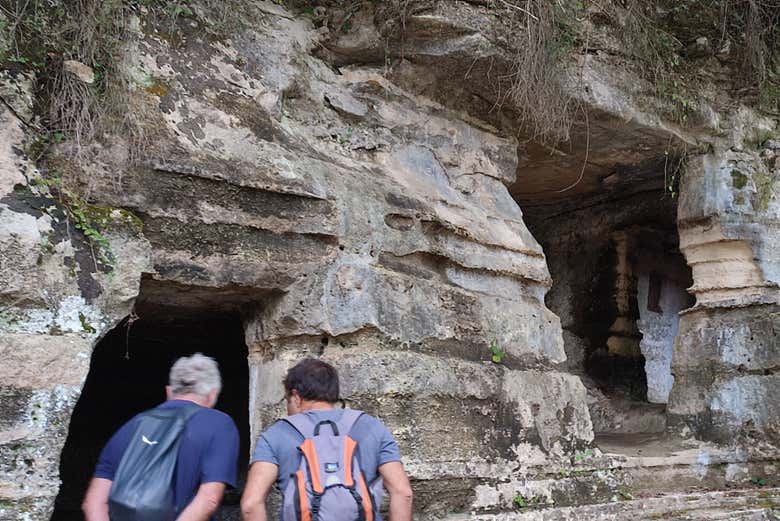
[287,390,302,414]
[207,389,219,408]
[165,385,173,400]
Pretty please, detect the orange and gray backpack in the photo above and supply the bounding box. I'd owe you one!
[281,409,381,521]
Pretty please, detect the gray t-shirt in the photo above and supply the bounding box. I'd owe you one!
[251,409,401,493]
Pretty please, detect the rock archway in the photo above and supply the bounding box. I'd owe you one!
[51,278,253,520]
[514,141,695,438]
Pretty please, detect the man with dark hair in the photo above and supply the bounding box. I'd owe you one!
[283,357,340,402]
[241,358,413,521]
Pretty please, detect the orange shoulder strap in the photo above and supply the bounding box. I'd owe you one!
[299,438,324,494]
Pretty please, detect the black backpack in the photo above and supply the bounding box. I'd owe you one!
[108,403,201,521]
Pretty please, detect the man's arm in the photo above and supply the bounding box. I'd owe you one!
[379,461,413,521]
[240,461,279,521]
[177,412,238,520]
[82,477,112,521]
[175,482,226,521]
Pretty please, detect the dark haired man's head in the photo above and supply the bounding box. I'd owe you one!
[283,358,339,414]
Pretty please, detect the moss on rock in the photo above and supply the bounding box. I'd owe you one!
[731,169,748,189]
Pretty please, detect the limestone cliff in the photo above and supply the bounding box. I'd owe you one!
[0,1,778,519]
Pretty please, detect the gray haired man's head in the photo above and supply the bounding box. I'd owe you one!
[168,353,222,398]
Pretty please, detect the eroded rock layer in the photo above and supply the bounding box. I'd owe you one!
[0,0,778,519]
[1,3,583,518]
[669,137,780,444]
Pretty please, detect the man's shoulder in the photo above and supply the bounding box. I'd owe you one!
[353,411,389,431]
[250,417,299,460]
[195,407,236,426]
[258,410,389,439]
[185,407,238,441]
[261,417,299,439]
[114,410,148,437]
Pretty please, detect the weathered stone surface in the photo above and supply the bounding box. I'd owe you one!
[446,487,780,520]
[501,370,593,456]
[248,342,593,518]
[668,304,780,442]
[636,270,690,404]
[63,60,95,84]
[672,306,780,373]
[708,375,780,439]
[328,349,503,463]
[0,105,26,196]
[0,69,35,126]
[0,384,83,513]
[324,90,368,119]
[249,340,587,462]
[678,148,780,307]
[22,8,579,517]
[588,393,667,435]
[247,260,562,368]
[2,0,780,518]
[671,140,780,442]
[0,70,153,517]
[0,334,91,391]
[0,204,45,304]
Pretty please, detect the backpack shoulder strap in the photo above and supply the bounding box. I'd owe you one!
[283,413,315,438]
[283,410,364,438]
[336,409,364,436]
[139,402,202,424]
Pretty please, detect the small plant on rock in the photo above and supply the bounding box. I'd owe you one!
[490,340,505,364]
[573,448,594,463]
[751,476,768,487]
[512,494,527,509]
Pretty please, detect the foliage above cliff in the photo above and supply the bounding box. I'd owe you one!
[499,0,780,134]
[0,0,244,154]
[500,0,780,136]
[1,0,778,150]
[613,0,780,114]
[296,0,778,141]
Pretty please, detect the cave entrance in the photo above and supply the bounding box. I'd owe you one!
[515,156,694,439]
[51,278,261,521]
[584,225,694,435]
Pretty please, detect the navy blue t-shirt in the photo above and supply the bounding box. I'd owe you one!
[94,400,240,515]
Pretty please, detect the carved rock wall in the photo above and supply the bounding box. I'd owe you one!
[0,3,590,518]
[0,69,151,518]
[669,134,780,443]
[0,0,779,519]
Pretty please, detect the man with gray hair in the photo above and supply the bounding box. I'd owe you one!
[82,353,240,521]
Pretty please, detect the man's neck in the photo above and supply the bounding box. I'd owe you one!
[299,400,334,412]
[169,393,209,407]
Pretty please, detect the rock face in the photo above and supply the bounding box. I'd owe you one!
[0,1,778,519]
[637,270,690,404]
[0,67,149,518]
[1,3,582,518]
[669,136,780,443]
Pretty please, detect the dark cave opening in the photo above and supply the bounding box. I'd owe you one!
[583,225,695,406]
[50,302,250,521]
[586,235,649,402]
[518,162,695,436]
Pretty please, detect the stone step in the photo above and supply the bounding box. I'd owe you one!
[593,433,780,498]
[444,487,780,520]
[418,434,780,516]
[588,395,668,435]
